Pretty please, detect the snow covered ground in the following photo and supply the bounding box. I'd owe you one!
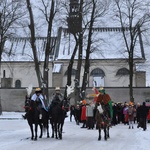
[0,112,150,150]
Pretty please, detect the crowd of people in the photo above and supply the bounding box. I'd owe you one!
[69,87,150,131]
[23,86,150,132]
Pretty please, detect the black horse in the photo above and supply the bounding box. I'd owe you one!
[49,97,69,139]
[95,103,110,141]
[24,96,49,140]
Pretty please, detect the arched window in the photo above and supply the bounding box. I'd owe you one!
[90,68,105,77]
[90,68,105,87]
[15,80,21,88]
[116,68,129,76]
[64,68,76,76]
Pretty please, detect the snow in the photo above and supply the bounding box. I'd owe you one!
[0,112,150,150]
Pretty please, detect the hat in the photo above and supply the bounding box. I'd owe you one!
[129,101,133,106]
[99,87,105,93]
[82,100,86,105]
[35,88,42,92]
[55,87,60,91]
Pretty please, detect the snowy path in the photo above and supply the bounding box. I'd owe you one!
[0,112,150,150]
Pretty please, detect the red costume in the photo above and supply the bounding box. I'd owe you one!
[81,105,86,121]
[96,93,111,105]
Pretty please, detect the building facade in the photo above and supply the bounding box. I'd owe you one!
[0,27,146,88]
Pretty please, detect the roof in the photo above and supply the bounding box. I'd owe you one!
[57,27,145,60]
[2,36,57,62]
[2,26,145,62]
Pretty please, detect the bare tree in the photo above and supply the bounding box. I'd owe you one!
[26,0,57,105]
[81,0,110,99]
[113,0,150,101]
[66,0,110,102]
[0,0,25,71]
[0,0,25,114]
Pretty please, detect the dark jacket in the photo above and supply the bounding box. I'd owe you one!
[138,102,149,118]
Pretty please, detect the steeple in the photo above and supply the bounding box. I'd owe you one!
[67,0,81,34]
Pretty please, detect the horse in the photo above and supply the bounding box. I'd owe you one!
[24,96,49,140]
[95,103,110,141]
[48,97,70,139]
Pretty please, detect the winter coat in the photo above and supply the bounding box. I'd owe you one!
[81,105,86,121]
[96,93,111,105]
[123,107,128,115]
[138,105,149,118]
[127,106,134,121]
[147,109,150,121]
[86,105,94,117]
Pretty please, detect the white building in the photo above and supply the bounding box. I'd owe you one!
[1,27,146,88]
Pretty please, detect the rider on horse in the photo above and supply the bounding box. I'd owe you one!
[48,87,68,118]
[95,87,113,122]
[49,87,63,115]
[23,87,47,119]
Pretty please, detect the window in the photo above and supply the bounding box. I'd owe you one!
[64,68,76,76]
[116,68,129,76]
[3,70,6,78]
[90,68,105,77]
[15,80,21,88]
[90,68,105,87]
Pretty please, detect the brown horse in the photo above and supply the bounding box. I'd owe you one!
[95,103,110,141]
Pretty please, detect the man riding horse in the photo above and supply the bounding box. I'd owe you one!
[23,87,47,119]
[95,87,113,123]
[49,87,68,118]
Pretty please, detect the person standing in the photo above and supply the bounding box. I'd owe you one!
[123,103,129,125]
[81,100,87,128]
[74,104,81,125]
[127,103,134,129]
[137,102,149,131]
[70,105,76,122]
[86,101,95,129]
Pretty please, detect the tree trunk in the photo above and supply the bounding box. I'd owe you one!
[43,0,55,106]
[74,0,83,104]
[26,0,42,87]
[81,0,95,99]
[129,51,134,102]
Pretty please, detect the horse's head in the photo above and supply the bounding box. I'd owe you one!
[62,97,70,112]
[24,95,31,112]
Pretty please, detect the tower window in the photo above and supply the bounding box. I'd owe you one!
[15,80,21,88]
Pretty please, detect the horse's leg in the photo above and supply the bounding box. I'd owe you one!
[58,123,61,139]
[34,124,38,140]
[58,123,63,139]
[98,128,101,141]
[54,123,58,139]
[107,126,110,138]
[104,127,107,141]
[29,123,34,140]
[39,124,43,138]
[46,121,50,138]
[51,123,54,138]
[70,113,72,122]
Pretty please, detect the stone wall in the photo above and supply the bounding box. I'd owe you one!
[0,87,150,112]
